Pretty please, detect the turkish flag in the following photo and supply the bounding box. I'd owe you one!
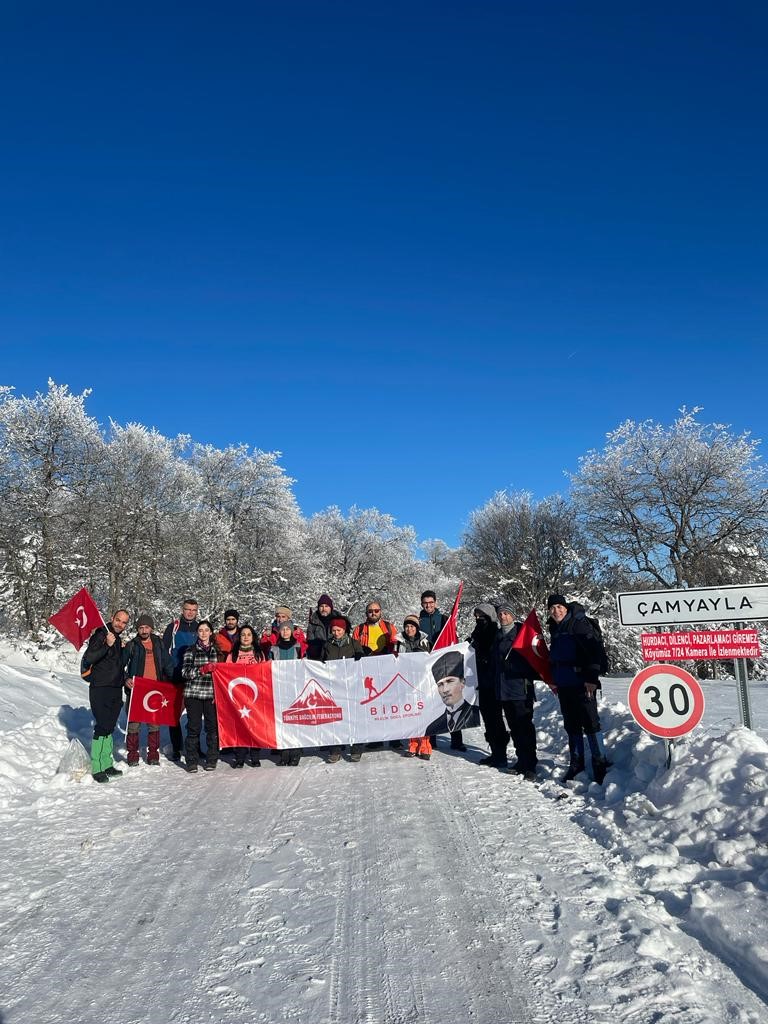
[48,587,104,649]
[512,608,554,686]
[212,662,278,748]
[433,582,464,650]
[128,677,184,727]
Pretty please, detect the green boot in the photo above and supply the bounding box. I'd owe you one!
[103,735,122,778]
[91,737,109,782]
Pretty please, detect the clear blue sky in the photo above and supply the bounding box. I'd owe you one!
[2,3,767,546]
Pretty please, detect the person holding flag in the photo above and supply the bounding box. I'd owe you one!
[123,614,175,766]
[493,602,541,781]
[82,609,130,783]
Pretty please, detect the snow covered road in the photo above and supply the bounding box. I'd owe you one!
[1,650,768,1024]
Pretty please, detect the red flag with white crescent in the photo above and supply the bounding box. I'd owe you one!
[48,587,105,650]
[213,662,278,748]
[511,608,554,686]
[433,582,464,650]
[128,677,184,727]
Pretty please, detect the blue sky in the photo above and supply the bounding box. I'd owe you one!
[2,3,767,546]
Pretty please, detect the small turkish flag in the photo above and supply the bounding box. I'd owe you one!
[512,608,554,687]
[128,677,184,727]
[213,662,278,749]
[433,582,464,650]
[48,587,104,650]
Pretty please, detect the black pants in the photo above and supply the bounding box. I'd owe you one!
[89,686,124,739]
[501,698,537,771]
[558,686,601,736]
[478,685,509,750]
[185,697,219,767]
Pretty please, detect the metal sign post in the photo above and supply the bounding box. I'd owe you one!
[733,621,754,730]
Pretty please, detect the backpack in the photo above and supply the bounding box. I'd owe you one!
[585,615,610,675]
[80,652,92,680]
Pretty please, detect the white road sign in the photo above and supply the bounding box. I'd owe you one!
[616,583,768,627]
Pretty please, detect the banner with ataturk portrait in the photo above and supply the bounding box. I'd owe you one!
[211,643,479,749]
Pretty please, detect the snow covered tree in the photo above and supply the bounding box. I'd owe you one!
[571,410,768,589]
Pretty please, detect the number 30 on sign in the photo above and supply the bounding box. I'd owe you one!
[628,664,705,739]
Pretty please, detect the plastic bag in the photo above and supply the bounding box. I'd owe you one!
[56,738,91,780]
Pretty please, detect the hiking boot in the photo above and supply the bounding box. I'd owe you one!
[147,754,160,766]
[289,751,302,767]
[592,758,612,785]
[172,750,183,762]
[186,764,198,773]
[479,754,507,768]
[104,766,123,778]
[328,750,342,763]
[249,757,261,767]
[404,750,416,758]
[562,761,586,782]
[232,761,245,769]
[418,752,431,761]
[203,763,216,772]
[350,748,363,762]
[92,771,110,784]
[127,757,140,768]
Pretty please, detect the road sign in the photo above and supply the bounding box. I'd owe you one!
[628,664,705,739]
[616,583,768,627]
[641,629,761,661]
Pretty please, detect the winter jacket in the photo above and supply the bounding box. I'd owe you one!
[469,615,498,691]
[306,609,335,660]
[322,634,365,661]
[259,623,308,658]
[215,627,239,655]
[547,602,603,688]
[419,609,448,650]
[162,618,200,680]
[123,633,174,682]
[394,630,430,654]
[83,626,125,688]
[494,623,539,701]
[270,637,303,660]
[352,619,397,655]
[226,644,262,665]
[182,640,220,701]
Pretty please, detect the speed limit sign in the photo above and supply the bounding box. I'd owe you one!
[628,664,705,738]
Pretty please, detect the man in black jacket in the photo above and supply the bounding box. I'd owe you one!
[123,614,175,766]
[83,609,130,783]
[494,602,540,780]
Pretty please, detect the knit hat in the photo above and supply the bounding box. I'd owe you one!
[275,605,292,618]
[473,603,497,623]
[278,619,295,633]
[136,614,154,629]
[431,650,464,683]
[330,616,350,633]
[317,594,334,610]
[496,601,515,617]
[403,614,420,630]
[547,594,567,610]
[224,608,239,620]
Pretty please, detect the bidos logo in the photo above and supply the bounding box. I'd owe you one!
[360,672,427,721]
[282,679,343,726]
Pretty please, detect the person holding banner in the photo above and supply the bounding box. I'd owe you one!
[123,614,174,766]
[493,603,540,780]
[225,624,264,769]
[181,620,222,773]
[395,615,432,760]
[270,620,304,766]
[82,609,130,783]
[426,650,479,736]
[322,615,365,763]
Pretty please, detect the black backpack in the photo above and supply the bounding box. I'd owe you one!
[585,615,610,675]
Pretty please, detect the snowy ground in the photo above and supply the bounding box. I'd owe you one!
[1,642,768,1024]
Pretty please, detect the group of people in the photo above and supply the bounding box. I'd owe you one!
[82,589,611,786]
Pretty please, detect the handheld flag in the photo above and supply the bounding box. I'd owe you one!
[48,587,104,650]
[512,608,554,687]
[433,582,464,650]
[128,677,184,727]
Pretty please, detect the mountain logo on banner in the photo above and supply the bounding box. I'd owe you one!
[359,671,429,722]
[282,679,344,725]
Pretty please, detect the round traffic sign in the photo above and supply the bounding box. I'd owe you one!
[628,664,705,738]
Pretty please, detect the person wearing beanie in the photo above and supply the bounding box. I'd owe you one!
[225,624,264,769]
[547,594,611,784]
[123,614,174,767]
[468,604,507,768]
[492,604,541,780]
[215,608,241,656]
[306,594,336,660]
[260,605,308,659]
[321,616,365,763]
[394,615,432,759]
[269,621,304,767]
